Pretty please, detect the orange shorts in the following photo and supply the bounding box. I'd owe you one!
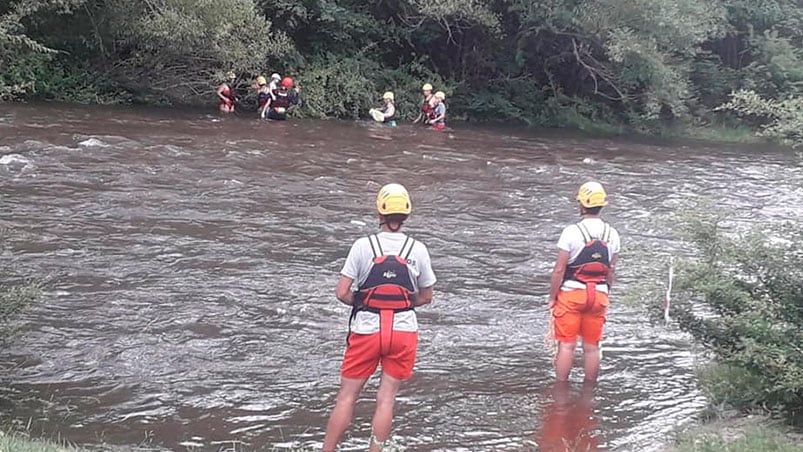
[342,331,418,380]
[552,289,609,345]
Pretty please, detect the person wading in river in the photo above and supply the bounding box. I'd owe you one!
[216,71,238,113]
[412,83,435,125]
[323,183,436,452]
[548,182,620,383]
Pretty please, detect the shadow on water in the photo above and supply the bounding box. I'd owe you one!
[0,103,801,450]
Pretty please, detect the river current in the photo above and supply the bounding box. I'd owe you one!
[1,103,801,451]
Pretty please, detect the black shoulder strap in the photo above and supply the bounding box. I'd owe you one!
[368,234,383,258]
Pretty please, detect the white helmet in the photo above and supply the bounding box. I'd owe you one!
[271,73,281,81]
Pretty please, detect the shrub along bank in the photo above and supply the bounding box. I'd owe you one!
[658,211,803,451]
[1,0,803,141]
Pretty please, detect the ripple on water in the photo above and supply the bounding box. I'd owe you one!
[0,105,801,450]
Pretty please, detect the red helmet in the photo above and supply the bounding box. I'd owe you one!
[281,77,294,88]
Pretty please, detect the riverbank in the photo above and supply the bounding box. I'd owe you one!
[669,415,803,452]
[0,432,72,452]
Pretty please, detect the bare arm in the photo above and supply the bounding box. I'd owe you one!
[607,254,618,289]
[335,275,355,306]
[216,85,227,101]
[548,250,570,308]
[412,286,434,307]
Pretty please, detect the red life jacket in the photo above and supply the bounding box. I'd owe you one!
[220,84,236,105]
[350,235,416,351]
[564,222,612,311]
[422,96,434,117]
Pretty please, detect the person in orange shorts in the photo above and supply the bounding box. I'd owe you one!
[548,181,621,382]
[323,183,437,452]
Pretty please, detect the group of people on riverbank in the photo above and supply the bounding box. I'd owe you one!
[216,72,300,120]
[216,75,446,129]
[323,181,619,451]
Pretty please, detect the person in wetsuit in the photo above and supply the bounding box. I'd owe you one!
[266,77,301,120]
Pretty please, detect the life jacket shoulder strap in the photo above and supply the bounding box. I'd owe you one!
[368,234,384,258]
[576,223,592,243]
[577,222,611,243]
[399,236,415,260]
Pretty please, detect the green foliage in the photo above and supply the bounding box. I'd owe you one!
[0,432,73,452]
[674,427,803,452]
[718,89,803,147]
[99,0,294,104]
[2,0,803,138]
[668,213,803,422]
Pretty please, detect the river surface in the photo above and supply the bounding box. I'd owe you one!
[1,103,801,451]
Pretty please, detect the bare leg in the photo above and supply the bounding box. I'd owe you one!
[323,377,369,452]
[555,341,577,382]
[582,341,601,383]
[369,372,403,452]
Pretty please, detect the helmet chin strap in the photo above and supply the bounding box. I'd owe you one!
[379,218,403,232]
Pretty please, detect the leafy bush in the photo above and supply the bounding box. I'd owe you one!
[717,89,803,147]
[669,213,803,423]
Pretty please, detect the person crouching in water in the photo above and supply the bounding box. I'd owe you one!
[369,92,397,127]
[216,71,238,113]
[256,76,272,119]
[412,83,435,125]
[428,91,446,131]
[323,183,437,452]
[266,77,301,120]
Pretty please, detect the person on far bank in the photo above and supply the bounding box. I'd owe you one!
[548,182,620,383]
[427,91,446,131]
[216,71,238,113]
[412,83,435,125]
[323,183,436,452]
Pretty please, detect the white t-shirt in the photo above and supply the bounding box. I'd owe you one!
[341,232,436,334]
[557,218,621,293]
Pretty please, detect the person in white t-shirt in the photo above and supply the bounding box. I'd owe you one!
[548,182,621,383]
[323,183,436,452]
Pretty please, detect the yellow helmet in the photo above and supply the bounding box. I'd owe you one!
[576,182,608,208]
[377,183,412,215]
[422,83,433,91]
[383,91,395,101]
[256,76,267,86]
[434,91,446,100]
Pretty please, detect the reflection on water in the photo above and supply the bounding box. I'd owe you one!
[535,382,599,452]
[0,103,801,450]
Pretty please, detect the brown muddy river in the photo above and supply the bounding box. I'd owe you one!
[1,103,801,451]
